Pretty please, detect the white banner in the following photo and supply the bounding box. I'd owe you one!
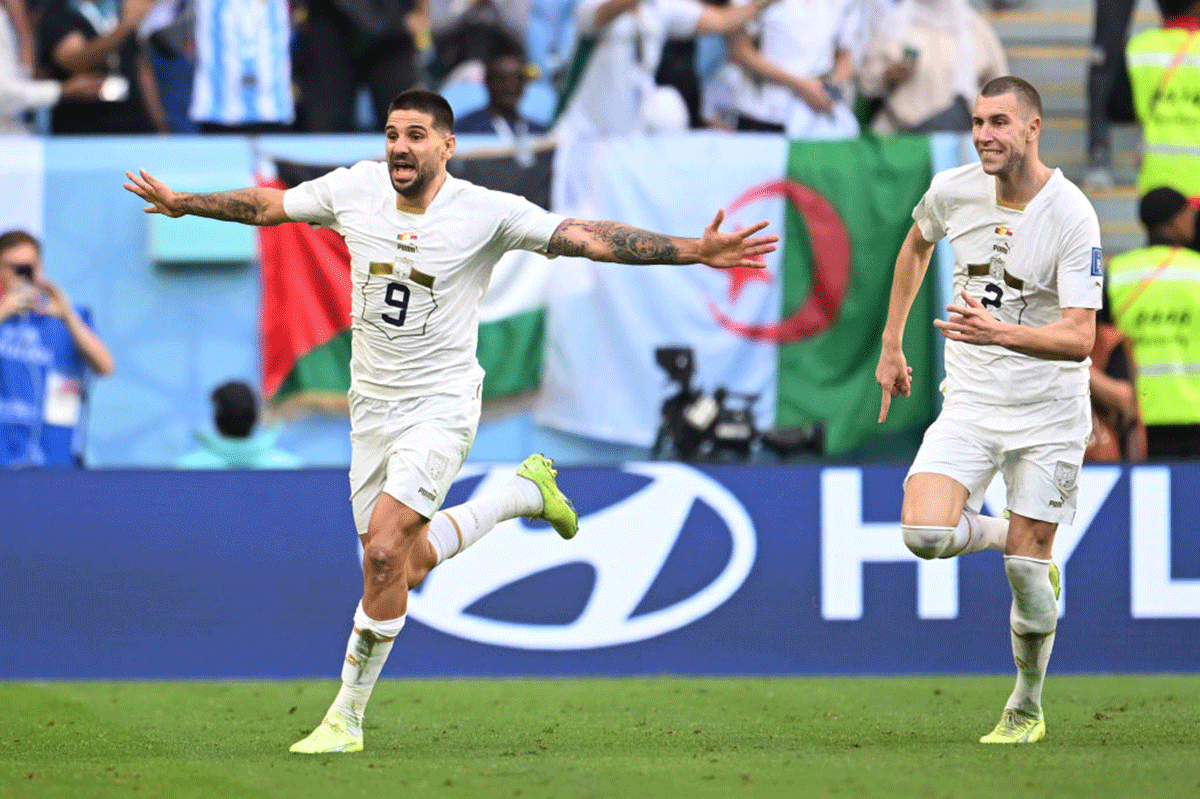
[536,133,789,446]
[0,136,44,235]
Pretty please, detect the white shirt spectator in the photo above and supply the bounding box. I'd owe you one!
[0,4,61,133]
[555,0,702,138]
[729,0,861,138]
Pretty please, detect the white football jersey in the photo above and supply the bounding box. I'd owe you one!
[913,162,1103,405]
[284,163,564,401]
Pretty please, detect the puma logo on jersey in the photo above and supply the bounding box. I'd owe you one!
[418,487,437,502]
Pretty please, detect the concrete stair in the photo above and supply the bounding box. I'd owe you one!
[981,0,1162,255]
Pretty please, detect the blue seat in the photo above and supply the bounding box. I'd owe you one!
[520,81,559,127]
[441,81,489,119]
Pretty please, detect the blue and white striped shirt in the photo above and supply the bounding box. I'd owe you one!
[189,0,294,126]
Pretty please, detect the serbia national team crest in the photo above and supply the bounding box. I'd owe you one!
[1054,461,1079,492]
[407,463,757,650]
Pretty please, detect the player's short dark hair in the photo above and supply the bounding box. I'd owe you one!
[387,89,456,134]
[0,229,40,257]
[980,76,1043,118]
[212,380,258,439]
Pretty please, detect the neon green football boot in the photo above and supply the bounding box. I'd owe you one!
[289,710,363,754]
[517,453,579,540]
[979,708,1046,744]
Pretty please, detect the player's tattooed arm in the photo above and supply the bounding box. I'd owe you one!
[179,190,279,225]
[548,219,681,263]
[123,169,290,226]
[548,211,776,270]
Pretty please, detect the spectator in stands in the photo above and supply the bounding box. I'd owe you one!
[555,0,779,138]
[189,0,294,133]
[724,0,862,139]
[139,0,198,133]
[36,0,169,133]
[1,0,107,133]
[857,0,1007,135]
[2,0,32,73]
[177,380,303,469]
[1086,291,1146,463]
[427,0,527,86]
[654,0,732,130]
[1083,0,1137,189]
[1106,186,1200,459]
[1126,0,1200,203]
[0,229,114,469]
[294,0,426,132]
[455,42,547,137]
[1136,185,1199,253]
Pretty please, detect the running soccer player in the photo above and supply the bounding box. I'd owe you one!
[875,76,1103,744]
[123,88,778,754]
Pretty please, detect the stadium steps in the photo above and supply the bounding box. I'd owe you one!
[983,0,1162,255]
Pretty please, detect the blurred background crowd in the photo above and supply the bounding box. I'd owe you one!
[1,0,1198,470]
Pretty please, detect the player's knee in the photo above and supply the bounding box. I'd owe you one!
[363,540,400,577]
[902,525,955,560]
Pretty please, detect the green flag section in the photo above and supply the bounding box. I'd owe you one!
[774,136,936,454]
[536,133,936,455]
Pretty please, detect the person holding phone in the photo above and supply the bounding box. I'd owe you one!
[0,229,114,468]
[857,0,1007,134]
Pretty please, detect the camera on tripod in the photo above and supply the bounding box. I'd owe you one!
[650,345,824,463]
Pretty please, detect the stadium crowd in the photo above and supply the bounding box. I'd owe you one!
[2,0,1200,468]
[0,0,1022,138]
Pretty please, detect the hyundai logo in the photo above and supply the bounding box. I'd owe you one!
[407,463,757,649]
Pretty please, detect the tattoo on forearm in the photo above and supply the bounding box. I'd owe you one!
[549,220,681,264]
[181,191,263,224]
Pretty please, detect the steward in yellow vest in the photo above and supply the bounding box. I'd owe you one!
[1126,2,1200,200]
[1107,187,1200,457]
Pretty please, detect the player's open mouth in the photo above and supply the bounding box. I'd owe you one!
[392,162,416,179]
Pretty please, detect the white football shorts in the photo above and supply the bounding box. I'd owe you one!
[348,384,481,535]
[906,393,1090,525]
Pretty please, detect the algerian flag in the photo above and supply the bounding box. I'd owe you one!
[535,132,937,455]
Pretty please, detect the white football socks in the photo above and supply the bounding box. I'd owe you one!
[1003,555,1058,717]
[427,474,544,565]
[328,602,406,729]
[944,511,1008,556]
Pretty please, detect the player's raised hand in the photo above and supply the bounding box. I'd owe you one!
[876,345,913,424]
[697,209,779,269]
[124,169,185,217]
[934,290,1002,346]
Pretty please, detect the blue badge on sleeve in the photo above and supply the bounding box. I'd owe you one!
[1091,247,1103,276]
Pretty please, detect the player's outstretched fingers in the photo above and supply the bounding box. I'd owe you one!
[737,220,770,239]
[879,388,892,424]
[707,208,726,233]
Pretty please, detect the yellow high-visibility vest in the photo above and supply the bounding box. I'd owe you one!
[1126,25,1200,199]
[1108,245,1200,425]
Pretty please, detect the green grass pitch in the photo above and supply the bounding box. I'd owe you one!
[3,676,1198,799]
